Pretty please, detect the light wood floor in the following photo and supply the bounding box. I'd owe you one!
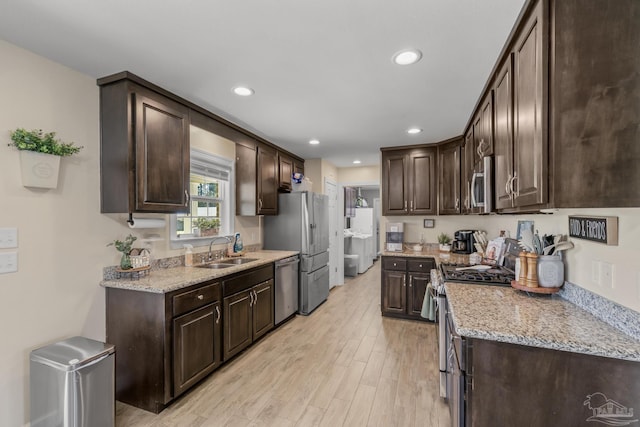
[116,261,449,427]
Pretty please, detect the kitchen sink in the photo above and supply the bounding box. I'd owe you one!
[218,257,258,265]
[195,263,235,269]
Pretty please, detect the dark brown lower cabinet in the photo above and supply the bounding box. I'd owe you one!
[465,338,640,427]
[173,302,221,397]
[223,265,274,361]
[106,263,274,414]
[381,256,435,321]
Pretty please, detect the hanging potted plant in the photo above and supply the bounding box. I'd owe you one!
[8,128,83,189]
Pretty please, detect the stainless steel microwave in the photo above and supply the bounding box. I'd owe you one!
[471,156,493,214]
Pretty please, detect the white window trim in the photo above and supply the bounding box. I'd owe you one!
[170,149,235,250]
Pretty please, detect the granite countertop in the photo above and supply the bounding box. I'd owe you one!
[100,250,298,294]
[445,282,640,362]
[381,247,470,264]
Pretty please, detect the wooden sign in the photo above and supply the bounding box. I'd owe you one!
[568,215,618,245]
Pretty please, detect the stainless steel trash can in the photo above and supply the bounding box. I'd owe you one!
[30,336,115,427]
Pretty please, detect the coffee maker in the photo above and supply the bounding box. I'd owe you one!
[452,230,476,254]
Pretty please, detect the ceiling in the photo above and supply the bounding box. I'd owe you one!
[0,0,525,167]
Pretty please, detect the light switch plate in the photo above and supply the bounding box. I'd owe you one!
[0,228,18,248]
[0,252,18,274]
[600,262,614,289]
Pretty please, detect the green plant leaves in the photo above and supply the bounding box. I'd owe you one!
[9,128,83,156]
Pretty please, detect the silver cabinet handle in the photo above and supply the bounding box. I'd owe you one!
[404,200,407,211]
[197,294,204,300]
[184,190,189,207]
[402,276,406,287]
[455,197,459,210]
[253,290,258,304]
[249,291,254,306]
[258,198,263,211]
[510,173,518,197]
[505,174,512,197]
[408,274,413,287]
[393,263,397,267]
[215,305,220,324]
[410,200,413,211]
[419,264,423,268]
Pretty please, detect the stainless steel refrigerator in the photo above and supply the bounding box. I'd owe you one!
[264,191,330,315]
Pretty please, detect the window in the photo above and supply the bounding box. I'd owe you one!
[170,149,234,249]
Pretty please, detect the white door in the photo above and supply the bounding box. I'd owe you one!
[324,179,339,288]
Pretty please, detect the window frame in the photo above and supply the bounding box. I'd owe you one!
[170,148,235,250]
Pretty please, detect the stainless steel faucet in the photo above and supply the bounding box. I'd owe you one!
[208,236,232,261]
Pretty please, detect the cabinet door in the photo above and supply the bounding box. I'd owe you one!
[235,142,257,216]
[257,145,278,215]
[293,159,304,177]
[407,273,430,317]
[409,148,437,215]
[493,55,515,210]
[513,0,546,208]
[134,92,189,212]
[278,153,293,191]
[252,279,274,341]
[223,290,253,361]
[478,93,494,157]
[438,142,461,215]
[461,129,474,213]
[381,151,408,215]
[381,270,406,315]
[173,303,220,397]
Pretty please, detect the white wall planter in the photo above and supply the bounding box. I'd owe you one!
[19,151,61,189]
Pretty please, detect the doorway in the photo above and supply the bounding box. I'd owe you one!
[324,178,339,289]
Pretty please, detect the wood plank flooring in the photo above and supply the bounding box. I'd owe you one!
[116,261,450,427]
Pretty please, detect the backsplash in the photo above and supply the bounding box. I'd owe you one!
[102,244,261,280]
[559,281,640,341]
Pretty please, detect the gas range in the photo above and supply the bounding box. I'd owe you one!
[439,262,515,286]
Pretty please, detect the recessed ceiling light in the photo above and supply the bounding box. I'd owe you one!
[392,49,422,65]
[309,139,320,145]
[353,160,361,165]
[407,127,423,134]
[233,86,254,96]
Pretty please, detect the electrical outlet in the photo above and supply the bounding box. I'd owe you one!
[600,262,614,289]
[0,252,18,274]
[0,228,18,249]
[591,261,601,286]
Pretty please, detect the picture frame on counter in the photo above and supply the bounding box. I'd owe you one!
[423,219,435,228]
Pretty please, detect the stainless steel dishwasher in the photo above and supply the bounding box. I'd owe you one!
[275,255,300,325]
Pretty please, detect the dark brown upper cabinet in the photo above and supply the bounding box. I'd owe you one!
[493,55,515,210]
[438,138,462,215]
[235,141,279,215]
[98,77,190,213]
[278,152,293,192]
[293,159,305,177]
[511,0,547,209]
[381,146,437,216]
[257,144,278,214]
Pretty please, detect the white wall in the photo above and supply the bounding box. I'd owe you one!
[0,40,265,426]
[0,40,119,426]
[381,208,640,312]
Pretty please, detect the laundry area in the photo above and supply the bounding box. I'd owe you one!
[344,191,380,277]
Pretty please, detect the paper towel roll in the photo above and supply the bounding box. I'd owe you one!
[127,218,166,229]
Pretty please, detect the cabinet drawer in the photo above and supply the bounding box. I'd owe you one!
[173,283,220,317]
[407,258,435,273]
[382,257,407,271]
[223,264,273,297]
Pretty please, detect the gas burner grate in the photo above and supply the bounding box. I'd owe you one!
[440,263,514,286]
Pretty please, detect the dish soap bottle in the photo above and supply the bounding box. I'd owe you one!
[233,233,244,254]
[183,244,194,267]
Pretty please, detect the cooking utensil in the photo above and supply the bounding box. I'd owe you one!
[552,241,574,253]
[533,230,543,254]
[455,265,492,271]
[519,229,534,253]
